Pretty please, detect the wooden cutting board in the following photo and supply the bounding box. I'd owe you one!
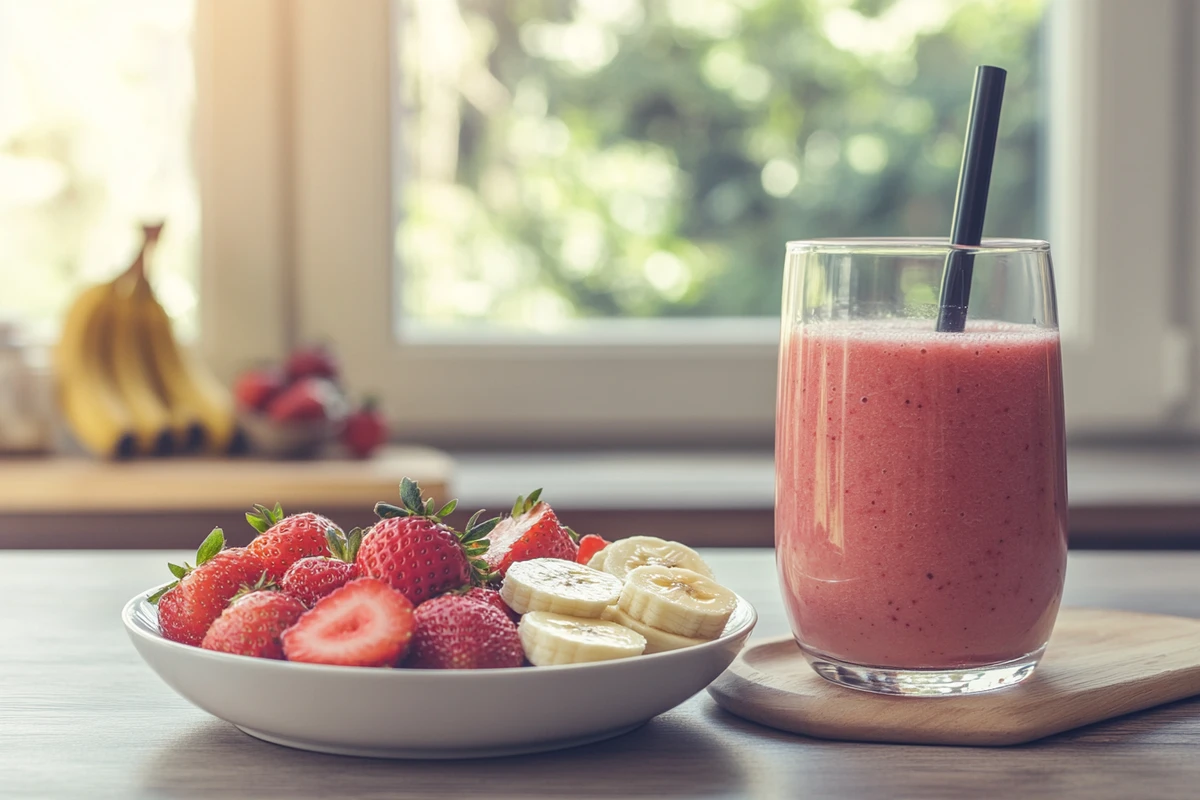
[708,607,1200,746]
[0,446,452,513]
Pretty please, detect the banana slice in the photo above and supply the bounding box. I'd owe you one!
[619,565,737,640]
[518,611,647,666]
[500,558,623,618]
[601,605,708,654]
[597,536,715,582]
[586,548,609,572]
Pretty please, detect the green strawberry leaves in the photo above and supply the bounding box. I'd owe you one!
[374,478,458,523]
[150,528,226,604]
[400,477,423,513]
[246,503,285,535]
[228,571,275,605]
[326,527,363,563]
[147,585,173,605]
[511,488,543,518]
[195,528,225,563]
[461,509,501,585]
[373,477,504,584]
[374,502,407,519]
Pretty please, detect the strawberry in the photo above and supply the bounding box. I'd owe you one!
[200,589,306,659]
[280,527,363,607]
[245,503,341,581]
[576,534,609,565]
[407,594,524,669]
[482,489,579,578]
[281,578,415,667]
[459,586,519,623]
[152,529,268,646]
[233,367,286,412]
[357,478,498,604]
[285,344,339,383]
[267,377,346,423]
[342,399,387,459]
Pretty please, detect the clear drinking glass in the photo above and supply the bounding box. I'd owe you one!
[775,238,1068,696]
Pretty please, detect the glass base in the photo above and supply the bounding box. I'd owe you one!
[800,644,1045,696]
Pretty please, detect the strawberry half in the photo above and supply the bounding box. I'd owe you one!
[200,589,306,659]
[576,534,610,565]
[281,578,415,667]
[482,489,579,578]
[407,594,524,669]
[357,478,499,604]
[152,528,268,646]
[245,503,341,581]
[280,527,363,607]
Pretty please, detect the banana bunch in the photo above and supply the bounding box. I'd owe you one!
[55,224,238,459]
[503,537,739,664]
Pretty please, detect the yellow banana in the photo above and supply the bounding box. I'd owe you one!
[106,271,175,455]
[137,288,239,455]
[54,281,138,459]
[125,274,206,453]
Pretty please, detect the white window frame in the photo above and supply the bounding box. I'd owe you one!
[195,0,1195,446]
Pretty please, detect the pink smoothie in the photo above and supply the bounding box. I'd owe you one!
[775,321,1068,669]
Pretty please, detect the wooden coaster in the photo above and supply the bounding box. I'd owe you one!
[708,607,1200,746]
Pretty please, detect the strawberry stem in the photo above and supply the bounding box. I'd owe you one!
[326,527,363,562]
[246,503,284,535]
[151,527,226,605]
[510,488,544,518]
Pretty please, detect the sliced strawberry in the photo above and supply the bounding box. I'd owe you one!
[153,528,268,646]
[407,594,523,670]
[483,489,579,578]
[576,534,610,565]
[201,590,306,658]
[245,503,341,581]
[281,578,415,667]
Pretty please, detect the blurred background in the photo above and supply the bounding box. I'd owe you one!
[0,0,1196,548]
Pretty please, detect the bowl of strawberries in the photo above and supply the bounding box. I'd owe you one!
[234,345,387,459]
[123,480,756,758]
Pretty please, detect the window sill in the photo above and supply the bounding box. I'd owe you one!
[2,444,1197,550]
[452,444,1200,549]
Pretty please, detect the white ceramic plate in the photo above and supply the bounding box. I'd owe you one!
[123,587,756,758]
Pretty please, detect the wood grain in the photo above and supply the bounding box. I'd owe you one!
[711,608,1200,745]
[4,550,1200,799]
[0,445,452,513]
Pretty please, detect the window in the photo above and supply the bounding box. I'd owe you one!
[394,0,1046,331]
[0,0,198,340]
[10,0,1193,447]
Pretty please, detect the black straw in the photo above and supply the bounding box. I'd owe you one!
[936,65,1006,333]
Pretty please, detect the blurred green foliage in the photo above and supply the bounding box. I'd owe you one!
[397,0,1044,327]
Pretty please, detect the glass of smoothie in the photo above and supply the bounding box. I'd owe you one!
[775,238,1067,696]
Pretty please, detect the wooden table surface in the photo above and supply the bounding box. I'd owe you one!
[4,550,1200,800]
